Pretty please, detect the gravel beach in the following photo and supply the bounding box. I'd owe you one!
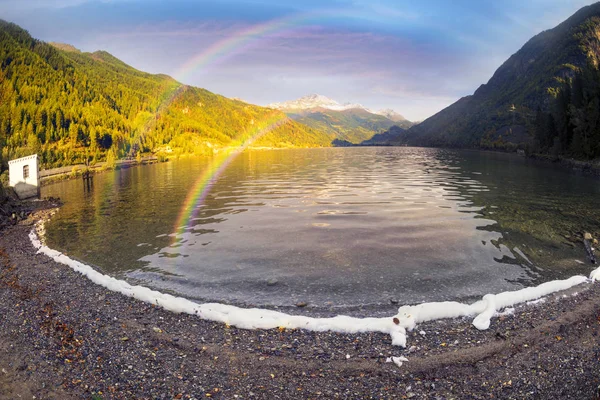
[1,200,600,399]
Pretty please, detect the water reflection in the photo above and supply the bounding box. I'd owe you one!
[42,148,599,315]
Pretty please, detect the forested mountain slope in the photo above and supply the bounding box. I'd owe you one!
[0,21,332,170]
[394,2,600,154]
[287,107,397,144]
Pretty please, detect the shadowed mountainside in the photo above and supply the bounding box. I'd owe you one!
[388,3,600,151]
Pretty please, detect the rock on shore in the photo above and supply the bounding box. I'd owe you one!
[1,200,600,399]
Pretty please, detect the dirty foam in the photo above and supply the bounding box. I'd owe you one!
[29,223,597,348]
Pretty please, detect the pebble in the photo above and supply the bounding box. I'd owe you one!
[1,201,599,399]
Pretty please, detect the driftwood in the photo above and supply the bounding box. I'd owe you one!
[584,232,597,264]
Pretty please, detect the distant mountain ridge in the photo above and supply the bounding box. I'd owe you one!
[268,94,414,144]
[376,109,407,123]
[388,2,600,150]
[49,42,80,53]
[268,94,368,113]
[267,94,409,120]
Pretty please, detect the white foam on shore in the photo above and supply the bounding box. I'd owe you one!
[590,265,600,282]
[29,225,592,348]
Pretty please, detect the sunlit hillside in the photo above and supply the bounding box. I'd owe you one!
[0,21,333,170]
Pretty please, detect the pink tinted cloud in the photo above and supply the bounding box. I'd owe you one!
[88,20,486,120]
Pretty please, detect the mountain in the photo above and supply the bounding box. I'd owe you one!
[361,126,407,146]
[267,94,414,144]
[0,21,332,171]
[267,94,366,112]
[376,108,405,122]
[374,109,414,130]
[392,2,600,150]
[286,107,399,144]
[48,42,80,53]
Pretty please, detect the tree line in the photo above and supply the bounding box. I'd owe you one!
[532,62,600,159]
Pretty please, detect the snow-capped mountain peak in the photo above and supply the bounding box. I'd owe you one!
[267,94,409,124]
[374,109,407,122]
[267,94,367,112]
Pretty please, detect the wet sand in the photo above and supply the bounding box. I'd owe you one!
[1,200,600,399]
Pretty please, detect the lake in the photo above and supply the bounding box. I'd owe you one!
[41,147,600,316]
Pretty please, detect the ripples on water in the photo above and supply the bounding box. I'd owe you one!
[42,148,600,315]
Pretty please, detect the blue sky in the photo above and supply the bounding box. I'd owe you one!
[0,0,596,120]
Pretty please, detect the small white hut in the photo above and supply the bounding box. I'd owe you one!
[8,154,40,199]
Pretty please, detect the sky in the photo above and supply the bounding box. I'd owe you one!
[0,0,597,121]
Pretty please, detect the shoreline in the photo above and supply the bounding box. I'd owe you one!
[527,153,600,178]
[36,146,600,193]
[30,200,596,348]
[39,157,163,187]
[449,147,600,179]
[1,201,600,398]
[37,145,317,187]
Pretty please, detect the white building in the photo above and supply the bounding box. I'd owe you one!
[8,154,40,199]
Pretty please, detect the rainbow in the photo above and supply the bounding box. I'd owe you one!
[143,11,339,238]
[171,10,333,83]
[171,112,290,237]
[163,13,334,236]
[173,17,296,82]
[137,11,324,140]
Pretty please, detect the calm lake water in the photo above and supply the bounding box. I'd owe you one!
[42,147,600,315]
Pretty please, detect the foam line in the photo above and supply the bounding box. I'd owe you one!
[29,225,591,348]
[590,265,600,281]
